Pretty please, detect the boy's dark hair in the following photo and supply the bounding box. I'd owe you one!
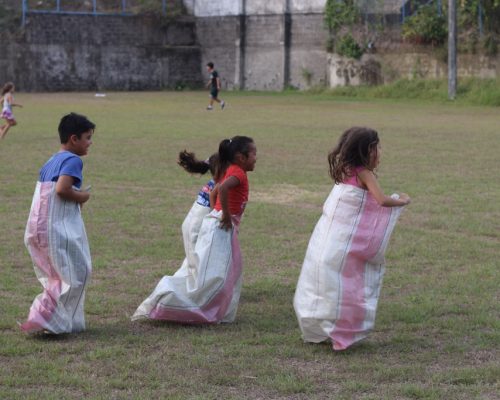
[178,150,218,177]
[206,62,214,69]
[58,112,95,144]
[215,136,254,181]
[328,127,379,184]
[1,82,14,96]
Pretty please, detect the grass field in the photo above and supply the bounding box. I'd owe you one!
[0,91,498,399]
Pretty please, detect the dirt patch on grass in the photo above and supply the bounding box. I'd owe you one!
[252,184,317,205]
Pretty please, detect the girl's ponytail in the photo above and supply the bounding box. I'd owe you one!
[178,150,211,175]
[215,139,232,181]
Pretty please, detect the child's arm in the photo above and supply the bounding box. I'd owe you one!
[209,183,219,209]
[358,169,410,207]
[55,175,90,204]
[216,77,221,91]
[218,176,239,230]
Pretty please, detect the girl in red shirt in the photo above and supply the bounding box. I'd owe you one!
[133,136,257,324]
[212,136,257,229]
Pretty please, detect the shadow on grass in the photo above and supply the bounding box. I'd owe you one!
[301,338,377,356]
[27,331,73,342]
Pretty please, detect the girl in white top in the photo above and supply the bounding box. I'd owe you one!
[1,82,22,139]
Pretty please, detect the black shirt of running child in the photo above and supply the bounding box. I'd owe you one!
[210,70,219,89]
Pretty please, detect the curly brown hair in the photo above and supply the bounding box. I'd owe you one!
[328,127,379,184]
[1,82,14,96]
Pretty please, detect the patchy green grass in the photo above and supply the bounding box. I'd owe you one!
[320,77,500,106]
[0,91,498,399]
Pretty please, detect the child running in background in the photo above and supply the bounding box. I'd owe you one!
[294,127,410,351]
[1,82,22,139]
[205,62,225,111]
[133,136,257,324]
[21,113,95,334]
[173,150,218,278]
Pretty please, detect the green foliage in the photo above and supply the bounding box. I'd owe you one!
[483,34,498,56]
[326,77,500,106]
[324,0,359,53]
[324,0,360,54]
[457,77,500,105]
[337,33,364,59]
[458,0,500,33]
[402,4,447,45]
[324,0,358,35]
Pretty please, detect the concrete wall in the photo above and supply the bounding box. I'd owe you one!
[2,1,497,92]
[195,16,242,89]
[187,0,325,16]
[195,6,499,91]
[290,0,326,13]
[289,13,328,89]
[192,0,242,17]
[327,51,500,88]
[244,15,286,90]
[196,12,328,90]
[0,14,202,92]
[379,52,499,81]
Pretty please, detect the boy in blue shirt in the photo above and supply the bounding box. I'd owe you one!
[21,113,95,334]
[206,62,225,110]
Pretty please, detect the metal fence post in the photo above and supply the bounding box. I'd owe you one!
[448,0,457,100]
[122,0,126,14]
[56,0,60,12]
[478,1,483,36]
[93,0,97,14]
[162,0,167,15]
[401,0,406,23]
[21,0,27,26]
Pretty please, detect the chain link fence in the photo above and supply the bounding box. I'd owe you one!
[21,0,173,26]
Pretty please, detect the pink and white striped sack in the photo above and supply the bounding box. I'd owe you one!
[294,183,404,350]
[132,210,243,324]
[21,182,92,334]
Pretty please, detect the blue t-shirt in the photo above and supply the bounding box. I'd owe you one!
[39,151,83,189]
[196,179,215,207]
